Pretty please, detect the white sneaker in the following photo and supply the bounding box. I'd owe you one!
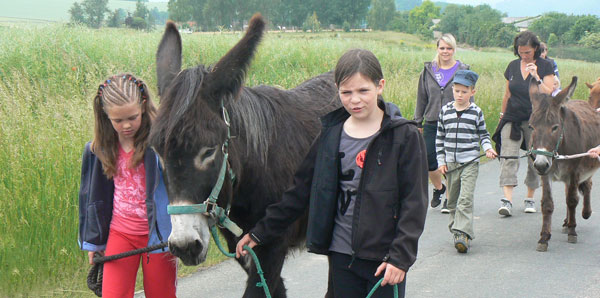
[524,199,536,213]
[499,199,512,216]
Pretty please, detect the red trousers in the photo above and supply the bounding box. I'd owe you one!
[102,229,177,298]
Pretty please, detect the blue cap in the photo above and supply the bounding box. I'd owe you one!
[453,69,479,87]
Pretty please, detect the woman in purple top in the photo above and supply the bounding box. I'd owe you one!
[415,33,470,213]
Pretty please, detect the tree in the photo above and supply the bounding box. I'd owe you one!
[436,4,462,35]
[529,12,578,43]
[579,32,600,49]
[107,9,124,27]
[408,0,440,38]
[367,0,397,30]
[389,11,410,32]
[150,8,168,25]
[134,0,149,19]
[547,33,559,47]
[302,11,321,32]
[437,4,513,48]
[82,0,109,28]
[69,2,86,25]
[168,0,206,30]
[564,15,600,44]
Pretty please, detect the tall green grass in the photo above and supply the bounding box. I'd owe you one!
[0,25,599,297]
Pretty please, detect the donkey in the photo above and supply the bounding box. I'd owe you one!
[528,76,600,252]
[149,14,339,297]
[585,77,600,110]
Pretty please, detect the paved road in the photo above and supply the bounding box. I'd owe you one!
[137,158,600,298]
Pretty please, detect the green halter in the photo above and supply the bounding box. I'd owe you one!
[529,121,565,160]
[167,100,242,237]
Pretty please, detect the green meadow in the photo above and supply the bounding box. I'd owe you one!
[0,24,598,297]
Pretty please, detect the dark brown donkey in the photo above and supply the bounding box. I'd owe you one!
[529,77,600,252]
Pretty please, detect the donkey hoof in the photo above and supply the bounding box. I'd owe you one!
[568,235,578,243]
[536,243,548,252]
[562,226,568,234]
[582,211,592,219]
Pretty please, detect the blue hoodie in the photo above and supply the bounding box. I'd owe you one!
[78,142,171,253]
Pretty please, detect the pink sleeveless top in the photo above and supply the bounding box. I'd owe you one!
[110,146,149,235]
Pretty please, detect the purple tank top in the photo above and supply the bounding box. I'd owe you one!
[433,60,460,88]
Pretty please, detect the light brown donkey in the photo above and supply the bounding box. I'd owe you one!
[585,77,600,110]
[528,77,600,252]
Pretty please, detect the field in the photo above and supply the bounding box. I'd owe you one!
[0,23,599,297]
[1,0,168,23]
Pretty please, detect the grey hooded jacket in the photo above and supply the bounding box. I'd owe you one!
[414,61,470,127]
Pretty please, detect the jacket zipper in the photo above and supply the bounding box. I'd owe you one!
[349,121,392,264]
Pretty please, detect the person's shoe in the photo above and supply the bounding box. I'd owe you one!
[454,232,470,253]
[524,199,536,213]
[441,199,450,214]
[431,184,446,208]
[498,199,513,216]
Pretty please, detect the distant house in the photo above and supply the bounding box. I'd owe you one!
[502,16,541,31]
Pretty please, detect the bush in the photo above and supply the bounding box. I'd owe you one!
[547,33,559,47]
[550,45,600,63]
[302,12,321,33]
[579,32,600,49]
[342,21,351,32]
[130,16,147,30]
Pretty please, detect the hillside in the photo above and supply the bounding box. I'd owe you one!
[1,0,167,23]
[494,0,600,17]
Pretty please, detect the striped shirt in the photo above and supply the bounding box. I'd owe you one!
[436,102,493,166]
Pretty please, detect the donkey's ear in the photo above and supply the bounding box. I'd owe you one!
[553,76,577,106]
[202,13,265,101]
[529,78,543,108]
[586,82,593,89]
[156,21,182,97]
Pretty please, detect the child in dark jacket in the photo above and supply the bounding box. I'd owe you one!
[236,49,428,298]
[78,74,176,298]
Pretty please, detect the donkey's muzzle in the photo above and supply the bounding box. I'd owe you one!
[169,239,205,266]
[534,156,552,175]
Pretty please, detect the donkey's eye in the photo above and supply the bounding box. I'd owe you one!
[201,147,217,160]
[552,125,559,132]
[528,125,534,130]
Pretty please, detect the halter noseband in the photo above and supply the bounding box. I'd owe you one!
[528,121,565,160]
[167,100,242,237]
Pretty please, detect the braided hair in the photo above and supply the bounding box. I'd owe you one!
[91,74,157,178]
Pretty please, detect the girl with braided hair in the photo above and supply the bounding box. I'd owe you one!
[78,74,176,297]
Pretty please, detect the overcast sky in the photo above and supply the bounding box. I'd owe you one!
[443,0,504,4]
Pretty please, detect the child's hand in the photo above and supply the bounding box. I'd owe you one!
[486,149,498,159]
[88,251,104,265]
[588,147,600,159]
[236,234,258,258]
[438,165,447,174]
[375,262,406,286]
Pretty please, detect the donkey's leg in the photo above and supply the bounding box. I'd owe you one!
[538,175,554,252]
[579,179,592,219]
[242,241,287,298]
[566,177,580,244]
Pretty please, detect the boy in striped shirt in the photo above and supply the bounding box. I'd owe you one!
[435,69,497,253]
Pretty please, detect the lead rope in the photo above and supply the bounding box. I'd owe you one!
[209,225,272,298]
[87,242,168,297]
[209,225,399,297]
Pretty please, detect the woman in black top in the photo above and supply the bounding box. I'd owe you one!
[495,31,554,216]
